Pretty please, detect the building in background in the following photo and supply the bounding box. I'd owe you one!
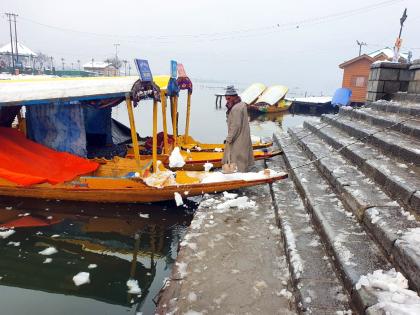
[83,61,117,76]
[0,42,37,71]
[339,47,409,104]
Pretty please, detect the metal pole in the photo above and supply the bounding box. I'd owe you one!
[6,13,15,70]
[13,14,19,66]
[114,43,120,75]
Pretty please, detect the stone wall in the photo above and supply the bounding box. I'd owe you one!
[408,59,420,95]
[366,62,412,102]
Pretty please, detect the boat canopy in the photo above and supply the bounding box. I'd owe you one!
[0,76,139,107]
[154,75,180,97]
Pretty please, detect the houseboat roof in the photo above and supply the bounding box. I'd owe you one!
[82,61,114,69]
[0,42,37,57]
[0,76,139,106]
[339,47,409,69]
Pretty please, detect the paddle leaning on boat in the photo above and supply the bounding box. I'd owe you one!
[0,59,287,203]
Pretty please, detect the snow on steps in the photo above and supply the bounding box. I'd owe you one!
[303,119,420,215]
[274,133,393,313]
[267,155,351,314]
[339,106,420,139]
[369,100,420,116]
[287,124,420,292]
[321,114,420,167]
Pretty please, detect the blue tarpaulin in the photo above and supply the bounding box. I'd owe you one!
[332,88,352,107]
[84,107,113,145]
[26,103,87,157]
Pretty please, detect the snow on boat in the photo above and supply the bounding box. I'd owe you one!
[249,85,290,113]
[151,71,274,155]
[0,72,287,203]
[239,83,266,105]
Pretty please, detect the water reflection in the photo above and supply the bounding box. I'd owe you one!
[0,197,196,315]
[248,111,287,123]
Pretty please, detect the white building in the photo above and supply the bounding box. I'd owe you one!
[83,61,118,76]
[0,42,37,68]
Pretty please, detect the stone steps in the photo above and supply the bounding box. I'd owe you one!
[285,123,420,292]
[304,119,420,215]
[266,155,352,314]
[369,99,420,116]
[274,133,393,313]
[322,114,420,166]
[339,106,420,139]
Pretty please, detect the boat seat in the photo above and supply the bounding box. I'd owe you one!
[87,143,128,160]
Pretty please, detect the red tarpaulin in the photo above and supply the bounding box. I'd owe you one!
[0,127,99,186]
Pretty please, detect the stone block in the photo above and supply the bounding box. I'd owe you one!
[367,92,385,102]
[408,81,417,94]
[415,70,420,81]
[400,81,409,92]
[377,68,399,81]
[368,80,384,93]
[409,191,420,215]
[363,207,402,255]
[369,68,379,81]
[383,80,400,94]
[367,80,373,92]
[399,69,413,81]
[394,240,420,292]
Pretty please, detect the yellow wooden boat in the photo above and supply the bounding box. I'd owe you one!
[154,73,273,152]
[124,72,280,171]
[248,85,291,113]
[0,73,287,203]
[240,82,267,104]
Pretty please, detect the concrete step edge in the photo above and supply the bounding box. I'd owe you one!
[339,107,420,140]
[293,123,420,292]
[274,132,392,314]
[321,114,420,166]
[304,119,420,215]
[266,154,352,314]
[368,100,420,116]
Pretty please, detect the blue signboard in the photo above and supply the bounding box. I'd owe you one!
[170,60,177,79]
[134,59,153,82]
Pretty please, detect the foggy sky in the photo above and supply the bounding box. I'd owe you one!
[2,0,420,96]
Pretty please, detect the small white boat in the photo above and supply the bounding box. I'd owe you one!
[255,85,288,106]
[240,83,266,104]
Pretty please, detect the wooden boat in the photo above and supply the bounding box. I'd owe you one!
[240,83,266,105]
[154,72,273,153]
[0,72,287,203]
[249,99,292,113]
[249,85,290,113]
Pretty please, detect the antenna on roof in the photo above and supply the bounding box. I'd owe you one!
[392,8,407,62]
[356,40,367,56]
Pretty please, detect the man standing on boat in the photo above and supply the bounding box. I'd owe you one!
[222,86,254,172]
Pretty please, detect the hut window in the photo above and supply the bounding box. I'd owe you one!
[351,76,367,87]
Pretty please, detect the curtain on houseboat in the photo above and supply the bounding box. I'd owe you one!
[26,103,87,157]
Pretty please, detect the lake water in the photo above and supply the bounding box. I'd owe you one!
[0,83,327,314]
